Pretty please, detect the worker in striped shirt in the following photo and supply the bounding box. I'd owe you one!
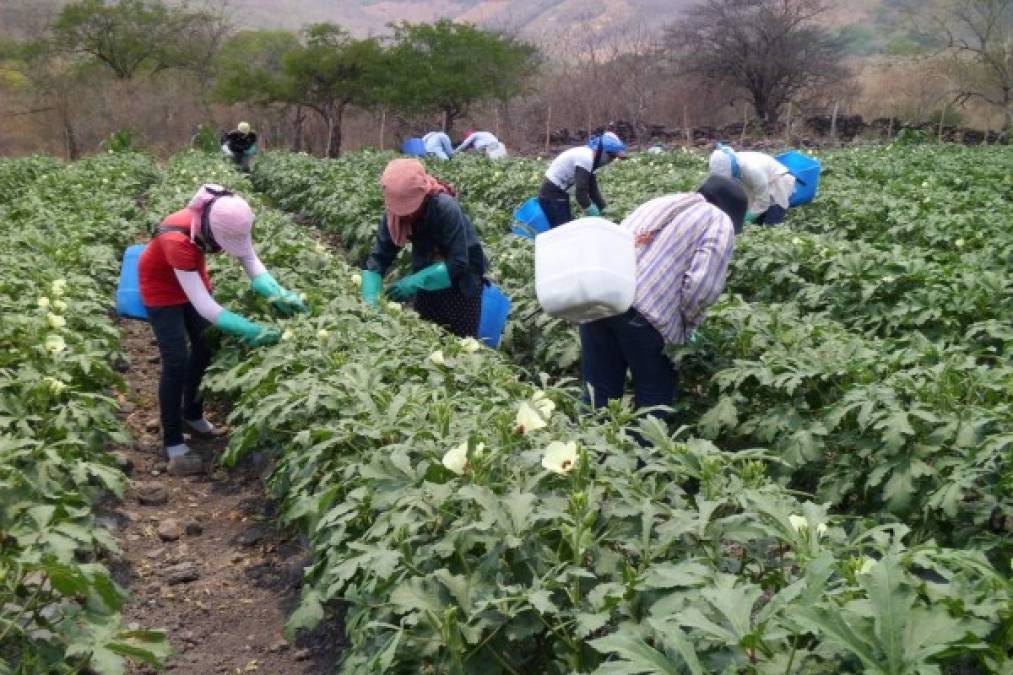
[580,175,747,418]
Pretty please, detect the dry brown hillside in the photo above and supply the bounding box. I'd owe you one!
[1,0,885,41]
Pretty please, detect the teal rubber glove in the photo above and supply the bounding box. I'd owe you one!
[361,270,383,306]
[584,204,602,217]
[744,211,757,224]
[245,144,257,156]
[251,272,306,316]
[386,262,452,301]
[686,331,702,347]
[216,309,280,347]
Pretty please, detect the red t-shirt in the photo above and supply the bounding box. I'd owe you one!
[139,210,213,307]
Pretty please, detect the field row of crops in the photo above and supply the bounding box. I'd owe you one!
[2,145,1009,673]
[250,146,1011,555]
[0,154,169,673]
[236,146,1012,671]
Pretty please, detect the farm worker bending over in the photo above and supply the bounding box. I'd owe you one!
[580,175,747,417]
[361,159,489,337]
[139,184,307,475]
[221,121,258,174]
[423,131,455,160]
[539,131,627,228]
[455,130,507,159]
[708,144,795,226]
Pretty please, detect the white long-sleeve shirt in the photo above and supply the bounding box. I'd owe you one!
[709,149,795,215]
[455,131,499,153]
[175,253,266,323]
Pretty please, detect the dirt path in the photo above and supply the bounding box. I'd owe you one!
[106,320,343,674]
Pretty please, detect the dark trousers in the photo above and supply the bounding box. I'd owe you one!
[579,308,676,415]
[756,204,787,226]
[415,287,482,338]
[147,303,212,446]
[538,196,573,229]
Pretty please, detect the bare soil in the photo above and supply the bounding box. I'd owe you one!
[106,320,344,674]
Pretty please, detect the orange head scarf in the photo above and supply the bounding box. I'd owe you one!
[380,158,456,247]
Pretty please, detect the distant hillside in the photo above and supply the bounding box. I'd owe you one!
[1,0,889,46]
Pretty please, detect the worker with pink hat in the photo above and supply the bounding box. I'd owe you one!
[138,184,306,475]
[361,159,488,337]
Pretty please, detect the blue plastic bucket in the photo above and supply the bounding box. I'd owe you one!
[775,150,821,207]
[477,283,510,349]
[510,197,550,239]
[401,138,427,157]
[116,244,149,321]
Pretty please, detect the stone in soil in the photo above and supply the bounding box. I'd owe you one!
[268,639,289,653]
[293,648,312,661]
[145,417,160,432]
[234,525,266,547]
[164,561,200,585]
[184,520,204,536]
[136,482,169,506]
[157,518,182,541]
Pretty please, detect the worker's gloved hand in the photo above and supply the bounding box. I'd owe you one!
[744,211,757,225]
[361,270,383,307]
[686,331,702,347]
[251,272,306,316]
[584,204,602,217]
[245,145,257,156]
[386,262,452,302]
[215,309,280,348]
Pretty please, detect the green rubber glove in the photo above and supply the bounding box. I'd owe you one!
[386,263,452,301]
[584,204,602,217]
[215,309,280,347]
[361,270,383,306]
[686,331,702,347]
[245,144,257,156]
[251,272,306,316]
[744,211,757,224]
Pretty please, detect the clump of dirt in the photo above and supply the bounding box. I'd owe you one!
[106,320,344,674]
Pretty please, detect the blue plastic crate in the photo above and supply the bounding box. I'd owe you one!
[776,150,821,207]
[401,138,427,157]
[510,197,550,239]
[116,244,149,321]
[477,283,511,349]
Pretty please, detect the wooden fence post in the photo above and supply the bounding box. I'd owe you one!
[378,108,386,151]
[683,104,692,145]
[740,105,748,144]
[784,102,792,145]
[544,105,551,155]
[938,103,948,143]
[830,101,840,141]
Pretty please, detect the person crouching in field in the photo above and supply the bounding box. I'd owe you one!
[139,185,306,475]
[423,131,455,160]
[580,176,747,422]
[708,144,795,226]
[221,122,258,173]
[360,159,489,338]
[454,130,507,159]
[539,131,627,228]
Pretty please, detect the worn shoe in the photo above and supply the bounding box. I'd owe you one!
[184,417,227,438]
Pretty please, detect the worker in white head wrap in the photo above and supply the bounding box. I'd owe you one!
[708,144,795,225]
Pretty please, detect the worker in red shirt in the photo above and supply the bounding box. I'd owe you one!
[139,184,306,475]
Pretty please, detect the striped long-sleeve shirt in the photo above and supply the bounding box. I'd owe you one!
[621,193,736,345]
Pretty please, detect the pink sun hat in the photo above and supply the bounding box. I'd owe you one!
[187,184,256,258]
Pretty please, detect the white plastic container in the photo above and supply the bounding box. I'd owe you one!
[535,217,636,323]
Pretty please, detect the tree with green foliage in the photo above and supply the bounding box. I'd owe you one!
[53,0,227,80]
[215,30,304,148]
[282,24,386,158]
[385,20,539,133]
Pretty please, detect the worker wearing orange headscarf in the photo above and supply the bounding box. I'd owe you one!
[361,159,488,337]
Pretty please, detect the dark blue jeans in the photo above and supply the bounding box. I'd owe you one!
[756,204,787,226]
[579,308,677,415]
[147,303,212,446]
[538,196,573,229]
